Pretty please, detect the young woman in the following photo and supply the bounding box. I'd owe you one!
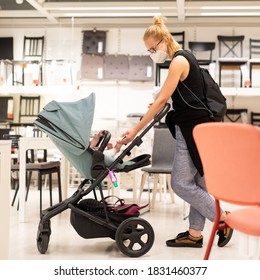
[119,16,233,248]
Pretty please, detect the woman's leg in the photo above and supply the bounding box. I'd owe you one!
[167,125,233,248]
[171,125,215,231]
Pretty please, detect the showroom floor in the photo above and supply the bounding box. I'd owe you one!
[7,179,259,261]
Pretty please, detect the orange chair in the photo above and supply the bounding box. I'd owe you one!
[193,122,260,260]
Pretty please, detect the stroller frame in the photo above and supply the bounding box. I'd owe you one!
[36,102,170,258]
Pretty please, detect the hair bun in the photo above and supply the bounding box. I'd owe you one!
[153,16,166,26]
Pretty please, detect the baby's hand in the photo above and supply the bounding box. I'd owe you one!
[97,130,105,138]
[106,143,113,150]
[114,141,123,153]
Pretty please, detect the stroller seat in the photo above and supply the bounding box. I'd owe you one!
[34,93,151,180]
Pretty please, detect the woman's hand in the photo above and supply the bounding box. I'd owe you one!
[118,128,137,145]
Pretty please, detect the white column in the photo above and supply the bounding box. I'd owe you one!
[0,140,11,259]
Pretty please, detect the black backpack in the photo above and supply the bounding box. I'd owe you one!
[201,68,227,121]
[176,51,227,122]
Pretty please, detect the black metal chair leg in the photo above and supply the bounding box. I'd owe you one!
[38,171,42,216]
[25,171,32,201]
[11,180,19,207]
[49,173,53,206]
[57,167,62,202]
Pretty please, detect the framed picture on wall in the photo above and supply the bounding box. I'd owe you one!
[0,96,13,122]
[0,37,14,60]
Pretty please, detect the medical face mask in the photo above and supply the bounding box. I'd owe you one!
[150,50,169,63]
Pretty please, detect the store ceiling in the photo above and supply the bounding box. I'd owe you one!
[0,0,260,28]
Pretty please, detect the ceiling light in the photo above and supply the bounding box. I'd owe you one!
[201,6,260,10]
[16,0,23,4]
[54,7,160,11]
[64,12,163,17]
[201,12,260,16]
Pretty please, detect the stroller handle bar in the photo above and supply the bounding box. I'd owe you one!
[154,102,171,123]
[138,102,171,139]
[106,103,171,172]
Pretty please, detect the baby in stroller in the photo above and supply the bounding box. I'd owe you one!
[90,130,123,157]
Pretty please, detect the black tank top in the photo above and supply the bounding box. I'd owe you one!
[171,50,209,123]
[167,50,212,176]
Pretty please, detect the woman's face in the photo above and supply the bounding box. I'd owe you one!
[145,36,168,54]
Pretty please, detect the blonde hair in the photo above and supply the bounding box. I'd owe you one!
[143,16,181,57]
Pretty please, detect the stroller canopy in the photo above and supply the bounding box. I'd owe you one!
[34,93,150,179]
[34,93,97,178]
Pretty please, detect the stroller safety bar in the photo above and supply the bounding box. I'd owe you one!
[97,130,111,152]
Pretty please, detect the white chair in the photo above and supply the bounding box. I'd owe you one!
[217,35,248,87]
[249,38,260,87]
[138,125,175,209]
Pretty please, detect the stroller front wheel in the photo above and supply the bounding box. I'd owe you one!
[36,219,51,254]
[37,232,50,254]
[115,217,154,258]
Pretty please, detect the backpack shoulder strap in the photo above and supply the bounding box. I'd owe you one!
[174,49,201,68]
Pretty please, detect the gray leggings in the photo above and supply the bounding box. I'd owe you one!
[171,125,216,231]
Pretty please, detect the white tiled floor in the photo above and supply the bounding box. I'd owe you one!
[7,182,259,260]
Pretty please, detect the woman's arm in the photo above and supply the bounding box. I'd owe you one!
[119,55,189,144]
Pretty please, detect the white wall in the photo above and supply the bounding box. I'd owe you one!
[1,24,260,129]
[1,25,260,84]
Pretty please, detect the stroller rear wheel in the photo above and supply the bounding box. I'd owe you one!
[115,217,154,257]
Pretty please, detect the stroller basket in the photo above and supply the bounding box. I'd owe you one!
[70,198,139,239]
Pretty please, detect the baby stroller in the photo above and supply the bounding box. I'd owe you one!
[34,92,170,258]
